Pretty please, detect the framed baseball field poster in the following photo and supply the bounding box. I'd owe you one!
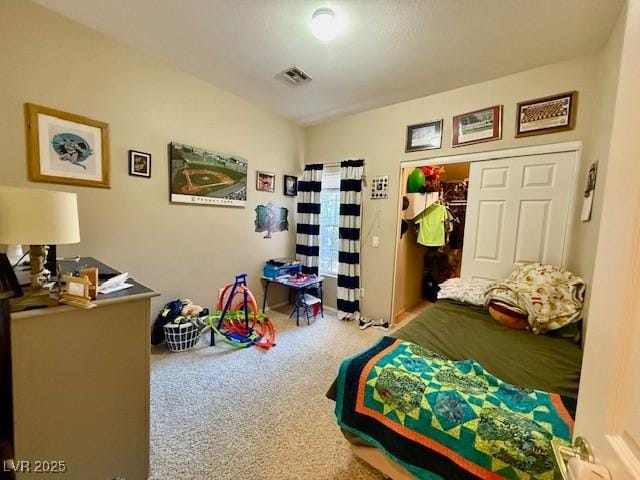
[169,142,248,207]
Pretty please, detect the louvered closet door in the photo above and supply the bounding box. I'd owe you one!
[460,151,577,280]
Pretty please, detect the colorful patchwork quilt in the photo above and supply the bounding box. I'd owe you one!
[335,337,574,480]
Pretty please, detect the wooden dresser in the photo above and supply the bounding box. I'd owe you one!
[8,259,158,480]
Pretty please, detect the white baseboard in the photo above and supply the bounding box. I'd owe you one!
[265,301,338,316]
[323,305,337,315]
[265,300,289,311]
[393,305,410,322]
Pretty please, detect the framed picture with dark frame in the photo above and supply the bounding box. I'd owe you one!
[452,105,502,147]
[128,150,152,178]
[405,119,443,152]
[516,91,577,137]
[256,171,275,192]
[283,175,298,196]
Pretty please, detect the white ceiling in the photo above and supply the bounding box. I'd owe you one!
[35,0,623,125]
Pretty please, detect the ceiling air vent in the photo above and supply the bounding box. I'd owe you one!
[277,66,312,86]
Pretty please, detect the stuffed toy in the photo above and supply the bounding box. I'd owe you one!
[180,299,204,318]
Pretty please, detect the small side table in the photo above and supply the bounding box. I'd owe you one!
[262,276,324,326]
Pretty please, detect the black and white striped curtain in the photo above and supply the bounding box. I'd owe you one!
[337,159,364,320]
[296,164,324,275]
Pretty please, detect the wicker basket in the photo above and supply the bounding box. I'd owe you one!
[164,321,200,352]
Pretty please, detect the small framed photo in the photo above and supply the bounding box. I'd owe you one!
[452,105,502,147]
[128,150,152,178]
[405,119,443,152]
[24,103,110,188]
[516,91,577,137]
[283,175,298,196]
[256,171,275,192]
[370,176,389,199]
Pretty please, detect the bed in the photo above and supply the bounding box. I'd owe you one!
[328,300,583,479]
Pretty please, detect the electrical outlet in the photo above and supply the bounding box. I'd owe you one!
[360,288,365,297]
[372,235,379,247]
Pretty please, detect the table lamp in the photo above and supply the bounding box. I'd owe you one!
[0,186,80,309]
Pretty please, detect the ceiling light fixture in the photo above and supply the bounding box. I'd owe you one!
[311,8,342,42]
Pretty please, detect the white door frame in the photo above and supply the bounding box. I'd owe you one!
[390,140,582,322]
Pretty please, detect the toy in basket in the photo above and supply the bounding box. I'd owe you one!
[164,321,200,352]
[154,299,209,352]
[202,273,276,350]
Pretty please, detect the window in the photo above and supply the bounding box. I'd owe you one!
[319,168,340,276]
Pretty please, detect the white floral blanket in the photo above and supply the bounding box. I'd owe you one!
[484,263,586,334]
[438,277,493,306]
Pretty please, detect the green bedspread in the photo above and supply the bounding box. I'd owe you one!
[328,301,582,401]
[393,301,582,399]
[335,337,574,479]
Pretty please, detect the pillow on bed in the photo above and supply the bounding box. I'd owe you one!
[437,278,493,306]
[488,300,529,330]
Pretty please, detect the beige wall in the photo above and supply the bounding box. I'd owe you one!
[575,1,640,474]
[0,1,304,312]
[306,54,615,321]
[322,276,338,312]
[566,7,625,318]
[1,1,624,327]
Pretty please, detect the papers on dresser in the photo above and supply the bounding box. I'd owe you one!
[98,272,134,295]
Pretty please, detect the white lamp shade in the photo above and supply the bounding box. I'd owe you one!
[0,186,80,245]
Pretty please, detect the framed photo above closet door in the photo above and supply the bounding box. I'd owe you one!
[452,105,502,147]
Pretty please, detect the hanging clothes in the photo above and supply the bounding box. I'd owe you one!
[445,207,455,244]
[448,204,467,249]
[415,203,447,247]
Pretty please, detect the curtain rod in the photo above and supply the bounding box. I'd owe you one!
[320,160,368,185]
[322,159,366,167]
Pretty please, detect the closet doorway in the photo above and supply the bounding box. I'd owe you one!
[391,142,580,324]
[393,162,470,321]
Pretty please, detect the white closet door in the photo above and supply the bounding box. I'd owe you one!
[460,151,577,280]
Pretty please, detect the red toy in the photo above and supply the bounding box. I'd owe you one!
[210,274,276,350]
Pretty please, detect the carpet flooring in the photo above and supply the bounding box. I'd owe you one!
[150,309,387,479]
